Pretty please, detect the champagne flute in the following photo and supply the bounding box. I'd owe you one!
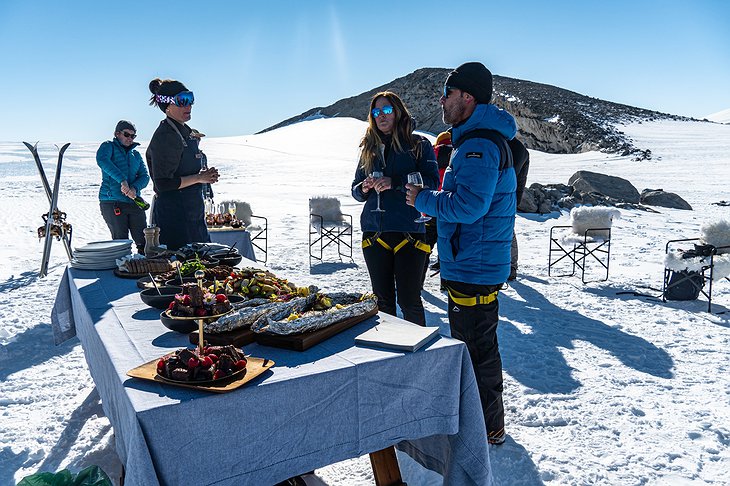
[228,202,237,218]
[370,171,385,213]
[407,172,432,223]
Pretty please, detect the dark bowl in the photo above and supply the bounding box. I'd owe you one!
[227,294,245,305]
[211,254,243,267]
[139,286,183,309]
[165,277,206,287]
[159,308,233,334]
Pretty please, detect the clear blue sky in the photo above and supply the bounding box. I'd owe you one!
[1,0,728,142]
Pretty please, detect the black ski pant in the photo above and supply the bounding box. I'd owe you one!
[421,219,439,286]
[100,201,147,253]
[363,232,427,326]
[510,233,518,279]
[445,279,505,441]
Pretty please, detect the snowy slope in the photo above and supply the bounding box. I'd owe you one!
[705,108,730,124]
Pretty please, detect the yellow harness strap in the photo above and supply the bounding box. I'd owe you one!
[446,286,499,306]
[362,233,431,254]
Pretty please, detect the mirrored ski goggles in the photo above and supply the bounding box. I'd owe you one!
[443,86,458,98]
[371,105,393,118]
[155,91,195,107]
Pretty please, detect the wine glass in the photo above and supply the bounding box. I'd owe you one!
[370,171,385,213]
[228,202,237,218]
[407,172,432,223]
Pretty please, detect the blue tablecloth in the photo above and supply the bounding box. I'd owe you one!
[51,263,493,485]
[208,228,256,261]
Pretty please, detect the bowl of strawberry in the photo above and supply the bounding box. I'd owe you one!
[159,286,234,333]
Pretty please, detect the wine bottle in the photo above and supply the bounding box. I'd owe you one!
[134,196,150,210]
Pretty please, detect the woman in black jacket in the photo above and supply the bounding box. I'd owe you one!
[351,91,439,325]
[146,78,219,251]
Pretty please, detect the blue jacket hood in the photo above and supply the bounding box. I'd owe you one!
[452,104,517,144]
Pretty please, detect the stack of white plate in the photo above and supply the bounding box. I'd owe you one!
[70,239,133,270]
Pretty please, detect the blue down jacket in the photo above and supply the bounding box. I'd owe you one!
[96,138,150,203]
[415,104,517,285]
[351,136,438,233]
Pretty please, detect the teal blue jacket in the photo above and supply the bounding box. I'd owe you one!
[96,138,150,203]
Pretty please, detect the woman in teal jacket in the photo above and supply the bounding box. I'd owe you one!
[96,120,150,253]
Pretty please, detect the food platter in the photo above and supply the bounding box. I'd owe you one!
[127,356,274,393]
[157,366,247,385]
[254,306,378,351]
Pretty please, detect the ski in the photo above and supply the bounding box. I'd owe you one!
[39,143,70,277]
[23,141,74,261]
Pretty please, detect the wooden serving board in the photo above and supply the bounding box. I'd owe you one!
[127,355,274,393]
[114,268,170,279]
[189,327,256,347]
[253,307,378,351]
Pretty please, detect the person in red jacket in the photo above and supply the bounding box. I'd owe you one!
[421,130,452,285]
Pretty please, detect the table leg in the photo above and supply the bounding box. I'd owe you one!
[369,446,407,486]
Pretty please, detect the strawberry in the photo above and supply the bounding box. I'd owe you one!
[215,293,227,303]
[213,369,225,380]
[182,295,191,306]
[200,356,213,368]
[234,359,247,370]
[157,359,165,372]
[194,307,208,317]
[167,301,175,310]
[187,357,200,368]
[207,353,218,363]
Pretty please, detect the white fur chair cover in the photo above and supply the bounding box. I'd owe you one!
[309,196,347,226]
[664,250,730,281]
[700,219,730,255]
[566,206,621,241]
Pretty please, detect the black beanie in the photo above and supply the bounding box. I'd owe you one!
[115,120,136,133]
[444,62,493,104]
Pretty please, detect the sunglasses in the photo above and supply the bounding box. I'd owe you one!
[121,131,137,139]
[155,91,195,107]
[443,86,458,98]
[371,105,394,118]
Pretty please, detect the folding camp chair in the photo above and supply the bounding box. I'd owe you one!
[309,197,353,264]
[548,207,619,284]
[663,238,730,313]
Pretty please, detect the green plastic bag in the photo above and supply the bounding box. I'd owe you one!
[17,465,112,486]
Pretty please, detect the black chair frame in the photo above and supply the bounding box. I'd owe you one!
[662,238,730,313]
[249,214,268,264]
[549,225,612,284]
[309,213,353,264]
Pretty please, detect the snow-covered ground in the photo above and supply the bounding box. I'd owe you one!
[1,117,729,485]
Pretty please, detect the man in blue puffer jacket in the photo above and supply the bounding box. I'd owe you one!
[96,120,150,254]
[407,62,517,445]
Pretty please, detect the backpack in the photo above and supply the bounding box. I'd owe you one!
[453,129,529,201]
[663,245,711,301]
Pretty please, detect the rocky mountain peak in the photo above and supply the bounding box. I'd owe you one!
[263,67,696,158]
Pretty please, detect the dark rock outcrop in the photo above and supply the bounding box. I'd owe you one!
[640,189,692,210]
[263,67,695,157]
[568,171,640,204]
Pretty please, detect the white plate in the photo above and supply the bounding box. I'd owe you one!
[70,260,119,270]
[74,240,133,253]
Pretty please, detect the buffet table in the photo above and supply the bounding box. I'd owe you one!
[208,227,256,261]
[51,262,492,486]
